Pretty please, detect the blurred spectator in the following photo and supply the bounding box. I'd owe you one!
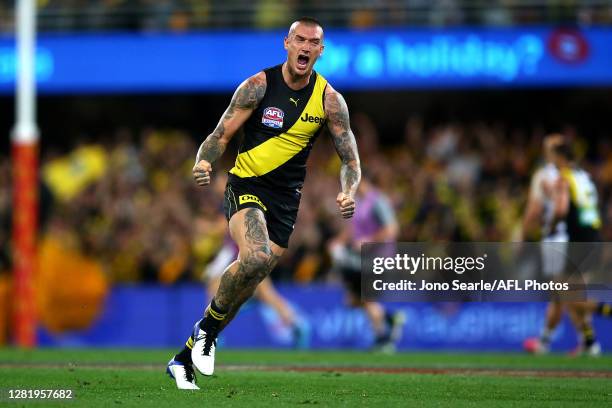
[254,0,295,29]
[3,0,612,33]
[2,117,610,285]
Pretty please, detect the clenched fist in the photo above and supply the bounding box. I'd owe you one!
[193,160,212,186]
[336,192,356,219]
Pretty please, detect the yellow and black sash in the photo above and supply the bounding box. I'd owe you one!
[229,64,328,190]
[560,166,601,241]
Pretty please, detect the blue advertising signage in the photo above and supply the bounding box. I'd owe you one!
[1,27,611,94]
[37,284,612,351]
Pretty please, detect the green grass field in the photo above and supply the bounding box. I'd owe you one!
[1,349,611,407]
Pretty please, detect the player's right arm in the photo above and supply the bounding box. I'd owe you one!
[193,72,267,186]
[522,170,545,240]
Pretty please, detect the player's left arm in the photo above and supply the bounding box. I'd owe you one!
[325,85,361,219]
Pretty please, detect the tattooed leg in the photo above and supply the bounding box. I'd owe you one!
[210,208,284,331]
[218,248,283,333]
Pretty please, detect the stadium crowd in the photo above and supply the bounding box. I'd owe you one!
[1,116,612,286]
[1,0,612,32]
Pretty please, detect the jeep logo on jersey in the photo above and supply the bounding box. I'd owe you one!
[300,112,325,124]
[262,107,284,129]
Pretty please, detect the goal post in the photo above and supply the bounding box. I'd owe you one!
[12,0,39,348]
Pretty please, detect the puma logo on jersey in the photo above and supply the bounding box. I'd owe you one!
[300,112,325,124]
[289,98,299,107]
[239,194,267,211]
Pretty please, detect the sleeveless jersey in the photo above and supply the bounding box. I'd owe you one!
[229,64,328,190]
[559,166,602,241]
[530,163,568,241]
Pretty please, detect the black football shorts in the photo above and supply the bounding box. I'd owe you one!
[223,177,301,248]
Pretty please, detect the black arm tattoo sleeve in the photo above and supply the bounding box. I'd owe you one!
[325,90,361,196]
[195,75,266,164]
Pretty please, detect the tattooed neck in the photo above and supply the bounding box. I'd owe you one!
[282,62,311,90]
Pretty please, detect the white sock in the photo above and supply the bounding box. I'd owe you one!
[540,327,553,344]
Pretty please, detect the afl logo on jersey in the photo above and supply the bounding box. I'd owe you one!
[262,107,284,129]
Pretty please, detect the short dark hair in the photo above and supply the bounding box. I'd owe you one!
[288,17,324,39]
[294,16,323,29]
[553,140,574,161]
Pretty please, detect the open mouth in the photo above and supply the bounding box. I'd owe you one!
[297,54,310,69]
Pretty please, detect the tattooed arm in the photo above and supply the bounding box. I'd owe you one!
[324,85,361,219]
[193,72,266,186]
